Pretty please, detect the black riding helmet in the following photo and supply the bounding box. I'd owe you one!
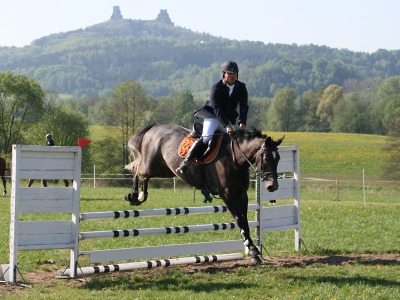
[221,60,239,78]
[222,61,239,73]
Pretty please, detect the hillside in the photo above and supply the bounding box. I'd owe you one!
[89,126,389,181]
[1,8,400,98]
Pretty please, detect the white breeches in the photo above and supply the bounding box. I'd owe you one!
[201,118,233,143]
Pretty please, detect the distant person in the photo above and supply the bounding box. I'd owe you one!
[46,133,55,146]
[201,189,212,203]
[176,60,249,174]
[28,133,69,187]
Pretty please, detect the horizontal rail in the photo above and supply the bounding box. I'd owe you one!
[61,253,244,276]
[79,221,259,240]
[80,204,259,221]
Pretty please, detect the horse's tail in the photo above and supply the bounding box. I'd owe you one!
[124,124,157,177]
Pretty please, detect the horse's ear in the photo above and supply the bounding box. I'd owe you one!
[275,135,285,146]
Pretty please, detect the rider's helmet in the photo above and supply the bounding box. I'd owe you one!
[46,133,52,140]
[221,60,239,74]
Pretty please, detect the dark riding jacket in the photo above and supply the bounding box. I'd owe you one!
[209,79,249,127]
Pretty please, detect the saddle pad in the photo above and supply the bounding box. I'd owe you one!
[178,135,223,164]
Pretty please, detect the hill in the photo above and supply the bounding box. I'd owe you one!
[1,7,400,98]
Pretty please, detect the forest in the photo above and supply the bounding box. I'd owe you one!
[0,13,400,99]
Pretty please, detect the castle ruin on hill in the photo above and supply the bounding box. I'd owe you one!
[110,6,173,25]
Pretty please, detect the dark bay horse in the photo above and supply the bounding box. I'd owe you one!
[124,124,284,263]
[27,179,70,187]
[0,157,7,197]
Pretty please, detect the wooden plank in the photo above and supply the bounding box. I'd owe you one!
[260,178,296,200]
[17,221,74,248]
[261,205,296,220]
[18,170,74,180]
[260,205,298,231]
[81,240,245,264]
[19,187,74,213]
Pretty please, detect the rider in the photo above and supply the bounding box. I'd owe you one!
[176,60,249,174]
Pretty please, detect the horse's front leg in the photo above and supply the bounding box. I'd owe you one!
[227,195,262,264]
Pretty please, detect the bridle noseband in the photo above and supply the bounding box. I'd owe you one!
[259,144,279,181]
[230,134,279,180]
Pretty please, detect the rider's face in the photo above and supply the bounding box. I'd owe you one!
[224,72,238,85]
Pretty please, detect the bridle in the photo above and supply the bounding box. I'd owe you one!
[230,134,279,180]
[259,143,280,181]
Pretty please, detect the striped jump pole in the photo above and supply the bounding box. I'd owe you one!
[79,221,259,240]
[61,253,244,276]
[80,204,259,220]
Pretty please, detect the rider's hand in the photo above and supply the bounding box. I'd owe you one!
[226,124,235,134]
[239,123,246,130]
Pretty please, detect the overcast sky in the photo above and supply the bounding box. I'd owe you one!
[1,0,399,53]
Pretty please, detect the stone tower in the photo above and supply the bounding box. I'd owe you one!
[110,6,123,20]
[155,9,173,25]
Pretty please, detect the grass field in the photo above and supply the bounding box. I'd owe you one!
[0,130,399,299]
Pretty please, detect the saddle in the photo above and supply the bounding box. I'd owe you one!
[178,123,223,164]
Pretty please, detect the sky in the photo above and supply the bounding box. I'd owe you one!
[1,0,399,53]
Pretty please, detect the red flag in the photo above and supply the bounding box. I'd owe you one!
[78,137,91,147]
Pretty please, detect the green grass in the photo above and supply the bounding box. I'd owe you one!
[269,131,390,180]
[1,130,399,299]
[1,185,400,299]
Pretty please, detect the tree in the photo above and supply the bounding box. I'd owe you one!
[108,81,151,165]
[266,87,298,131]
[298,89,323,132]
[172,90,197,127]
[316,84,343,131]
[25,104,92,172]
[378,76,400,179]
[0,72,44,152]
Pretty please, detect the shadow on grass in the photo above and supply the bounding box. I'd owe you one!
[277,255,400,268]
[79,266,256,293]
[285,273,399,288]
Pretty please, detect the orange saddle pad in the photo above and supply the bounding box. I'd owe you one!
[178,135,223,164]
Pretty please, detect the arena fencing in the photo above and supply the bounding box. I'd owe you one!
[3,144,300,282]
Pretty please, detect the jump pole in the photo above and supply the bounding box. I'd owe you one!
[62,253,244,276]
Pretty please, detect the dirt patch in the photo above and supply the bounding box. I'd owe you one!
[1,253,399,295]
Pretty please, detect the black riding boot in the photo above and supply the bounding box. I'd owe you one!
[176,138,207,174]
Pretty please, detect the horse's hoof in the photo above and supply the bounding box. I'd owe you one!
[124,193,131,202]
[138,192,148,202]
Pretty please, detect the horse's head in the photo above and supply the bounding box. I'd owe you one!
[258,135,284,192]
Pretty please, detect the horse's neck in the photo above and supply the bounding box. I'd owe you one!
[233,140,260,165]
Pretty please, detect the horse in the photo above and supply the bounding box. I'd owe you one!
[124,124,284,263]
[0,157,7,197]
[27,179,70,187]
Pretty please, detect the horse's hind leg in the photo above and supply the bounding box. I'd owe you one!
[138,178,149,203]
[124,175,140,205]
[1,177,6,197]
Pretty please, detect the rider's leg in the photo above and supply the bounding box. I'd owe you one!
[176,138,208,174]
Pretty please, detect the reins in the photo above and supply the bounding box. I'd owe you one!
[229,134,259,174]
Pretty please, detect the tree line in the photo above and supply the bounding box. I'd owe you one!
[1,18,400,99]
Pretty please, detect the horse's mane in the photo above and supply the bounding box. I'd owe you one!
[234,127,266,143]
